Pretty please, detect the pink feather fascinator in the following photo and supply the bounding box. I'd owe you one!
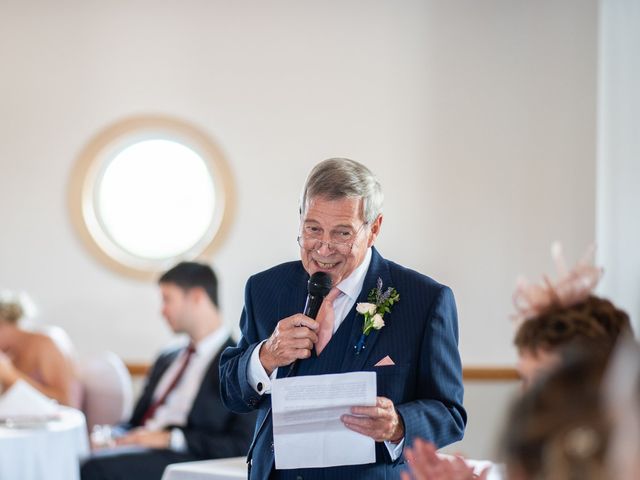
[512,242,603,325]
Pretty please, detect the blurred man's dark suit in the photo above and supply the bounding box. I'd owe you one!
[81,337,255,480]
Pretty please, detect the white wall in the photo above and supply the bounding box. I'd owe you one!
[0,0,597,459]
[597,0,640,333]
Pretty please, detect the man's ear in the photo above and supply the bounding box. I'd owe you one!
[367,214,383,247]
[187,287,205,303]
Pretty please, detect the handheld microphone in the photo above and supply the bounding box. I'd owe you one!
[285,271,332,379]
[303,272,333,319]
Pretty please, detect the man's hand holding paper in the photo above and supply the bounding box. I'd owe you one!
[271,371,378,469]
[342,396,404,443]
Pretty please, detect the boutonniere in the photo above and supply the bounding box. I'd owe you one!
[354,278,400,354]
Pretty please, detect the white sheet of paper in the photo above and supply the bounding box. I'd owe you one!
[271,371,377,470]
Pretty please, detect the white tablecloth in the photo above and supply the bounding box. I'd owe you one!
[161,456,503,480]
[162,457,247,480]
[0,407,90,480]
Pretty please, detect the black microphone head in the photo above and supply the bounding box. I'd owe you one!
[307,271,332,297]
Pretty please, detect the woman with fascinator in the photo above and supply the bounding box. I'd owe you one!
[401,243,632,480]
[511,243,631,389]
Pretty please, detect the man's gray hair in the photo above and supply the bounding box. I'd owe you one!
[300,158,383,224]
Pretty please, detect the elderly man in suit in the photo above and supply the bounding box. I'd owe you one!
[220,158,466,479]
[81,262,255,480]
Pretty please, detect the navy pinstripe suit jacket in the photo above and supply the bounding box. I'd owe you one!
[220,248,466,479]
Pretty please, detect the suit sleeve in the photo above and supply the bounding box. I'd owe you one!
[395,285,466,450]
[219,277,266,413]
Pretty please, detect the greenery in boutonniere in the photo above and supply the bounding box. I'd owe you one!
[354,278,399,353]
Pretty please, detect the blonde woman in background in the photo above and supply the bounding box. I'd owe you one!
[0,291,76,405]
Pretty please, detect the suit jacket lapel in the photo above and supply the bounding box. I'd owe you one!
[277,264,309,321]
[276,265,309,379]
[189,338,230,415]
[198,337,232,395]
[341,247,393,372]
[131,348,181,426]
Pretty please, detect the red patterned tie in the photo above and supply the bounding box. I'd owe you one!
[315,287,342,354]
[140,343,196,425]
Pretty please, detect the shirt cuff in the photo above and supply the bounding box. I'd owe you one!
[248,341,278,394]
[169,428,188,452]
[384,437,405,461]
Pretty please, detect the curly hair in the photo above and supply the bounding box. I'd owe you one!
[500,351,610,480]
[514,295,631,355]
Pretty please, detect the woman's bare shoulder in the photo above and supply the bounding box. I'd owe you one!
[25,331,62,354]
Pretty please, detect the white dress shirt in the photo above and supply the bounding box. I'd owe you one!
[246,248,404,459]
[145,326,229,451]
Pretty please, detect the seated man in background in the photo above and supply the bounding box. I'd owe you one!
[81,262,255,480]
[0,290,76,405]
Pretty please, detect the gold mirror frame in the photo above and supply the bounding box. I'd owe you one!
[69,115,236,281]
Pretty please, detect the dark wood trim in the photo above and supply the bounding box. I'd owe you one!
[125,362,518,382]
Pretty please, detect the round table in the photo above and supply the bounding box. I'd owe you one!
[0,407,90,480]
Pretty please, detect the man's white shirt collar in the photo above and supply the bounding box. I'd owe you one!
[193,325,229,357]
[335,247,372,300]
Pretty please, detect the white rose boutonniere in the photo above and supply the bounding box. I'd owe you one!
[356,303,377,316]
[354,278,399,354]
[371,314,385,330]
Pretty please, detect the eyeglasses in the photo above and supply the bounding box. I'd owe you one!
[297,222,368,255]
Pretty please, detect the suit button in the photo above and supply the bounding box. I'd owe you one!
[296,476,303,480]
[257,382,264,392]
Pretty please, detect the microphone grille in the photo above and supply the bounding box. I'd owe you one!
[307,272,332,296]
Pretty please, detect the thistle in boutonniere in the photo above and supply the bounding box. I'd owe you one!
[354,278,400,354]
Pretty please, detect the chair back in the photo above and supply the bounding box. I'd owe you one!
[79,352,134,430]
